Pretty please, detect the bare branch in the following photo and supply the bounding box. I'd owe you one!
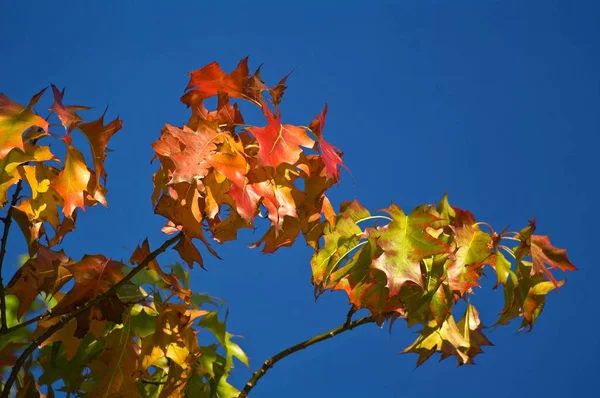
[238,316,375,397]
[0,180,24,332]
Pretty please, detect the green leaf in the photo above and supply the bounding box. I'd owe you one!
[369,204,449,296]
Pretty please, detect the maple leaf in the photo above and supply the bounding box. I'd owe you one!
[76,110,122,185]
[369,204,450,297]
[250,101,314,168]
[51,135,92,217]
[49,84,90,130]
[181,57,250,106]
[308,104,346,181]
[0,89,49,159]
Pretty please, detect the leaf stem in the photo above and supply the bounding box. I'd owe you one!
[237,315,375,397]
[356,215,393,224]
[0,180,24,332]
[0,232,183,398]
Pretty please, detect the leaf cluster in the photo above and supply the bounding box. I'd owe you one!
[0,58,576,397]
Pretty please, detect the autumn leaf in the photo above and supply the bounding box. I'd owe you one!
[246,65,291,105]
[189,91,244,131]
[311,200,370,288]
[51,135,92,217]
[6,245,72,318]
[530,235,576,288]
[51,255,127,336]
[89,320,139,396]
[447,209,492,293]
[153,122,247,187]
[49,84,90,130]
[181,57,250,106]
[308,104,346,181]
[0,89,49,159]
[0,144,55,205]
[370,204,450,297]
[250,101,314,168]
[228,167,297,229]
[130,239,192,302]
[77,110,122,184]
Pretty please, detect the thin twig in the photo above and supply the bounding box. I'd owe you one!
[0,180,24,332]
[0,232,183,398]
[238,316,375,397]
[344,305,356,327]
[0,310,52,336]
[140,379,167,385]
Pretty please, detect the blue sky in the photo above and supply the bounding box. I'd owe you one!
[2,1,599,397]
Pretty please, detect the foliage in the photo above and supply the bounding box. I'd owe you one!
[0,58,576,397]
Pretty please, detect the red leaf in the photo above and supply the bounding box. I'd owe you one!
[49,85,90,130]
[181,57,250,106]
[77,110,122,184]
[309,104,346,181]
[530,235,577,288]
[153,123,247,187]
[250,102,314,168]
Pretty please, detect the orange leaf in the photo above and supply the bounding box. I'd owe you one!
[250,102,314,168]
[0,89,49,159]
[76,110,122,184]
[51,135,91,217]
[181,57,250,106]
[49,84,90,130]
[309,104,346,181]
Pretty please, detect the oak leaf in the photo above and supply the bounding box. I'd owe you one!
[51,255,127,336]
[447,209,492,293]
[250,101,314,168]
[181,57,250,106]
[0,89,49,159]
[76,110,122,185]
[6,245,72,318]
[370,205,450,296]
[530,235,576,288]
[308,104,346,181]
[49,85,90,130]
[0,144,55,205]
[89,321,139,397]
[51,135,91,217]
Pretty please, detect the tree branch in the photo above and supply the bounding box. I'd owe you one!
[238,315,375,397]
[0,180,24,332]
[0,232,183,398]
